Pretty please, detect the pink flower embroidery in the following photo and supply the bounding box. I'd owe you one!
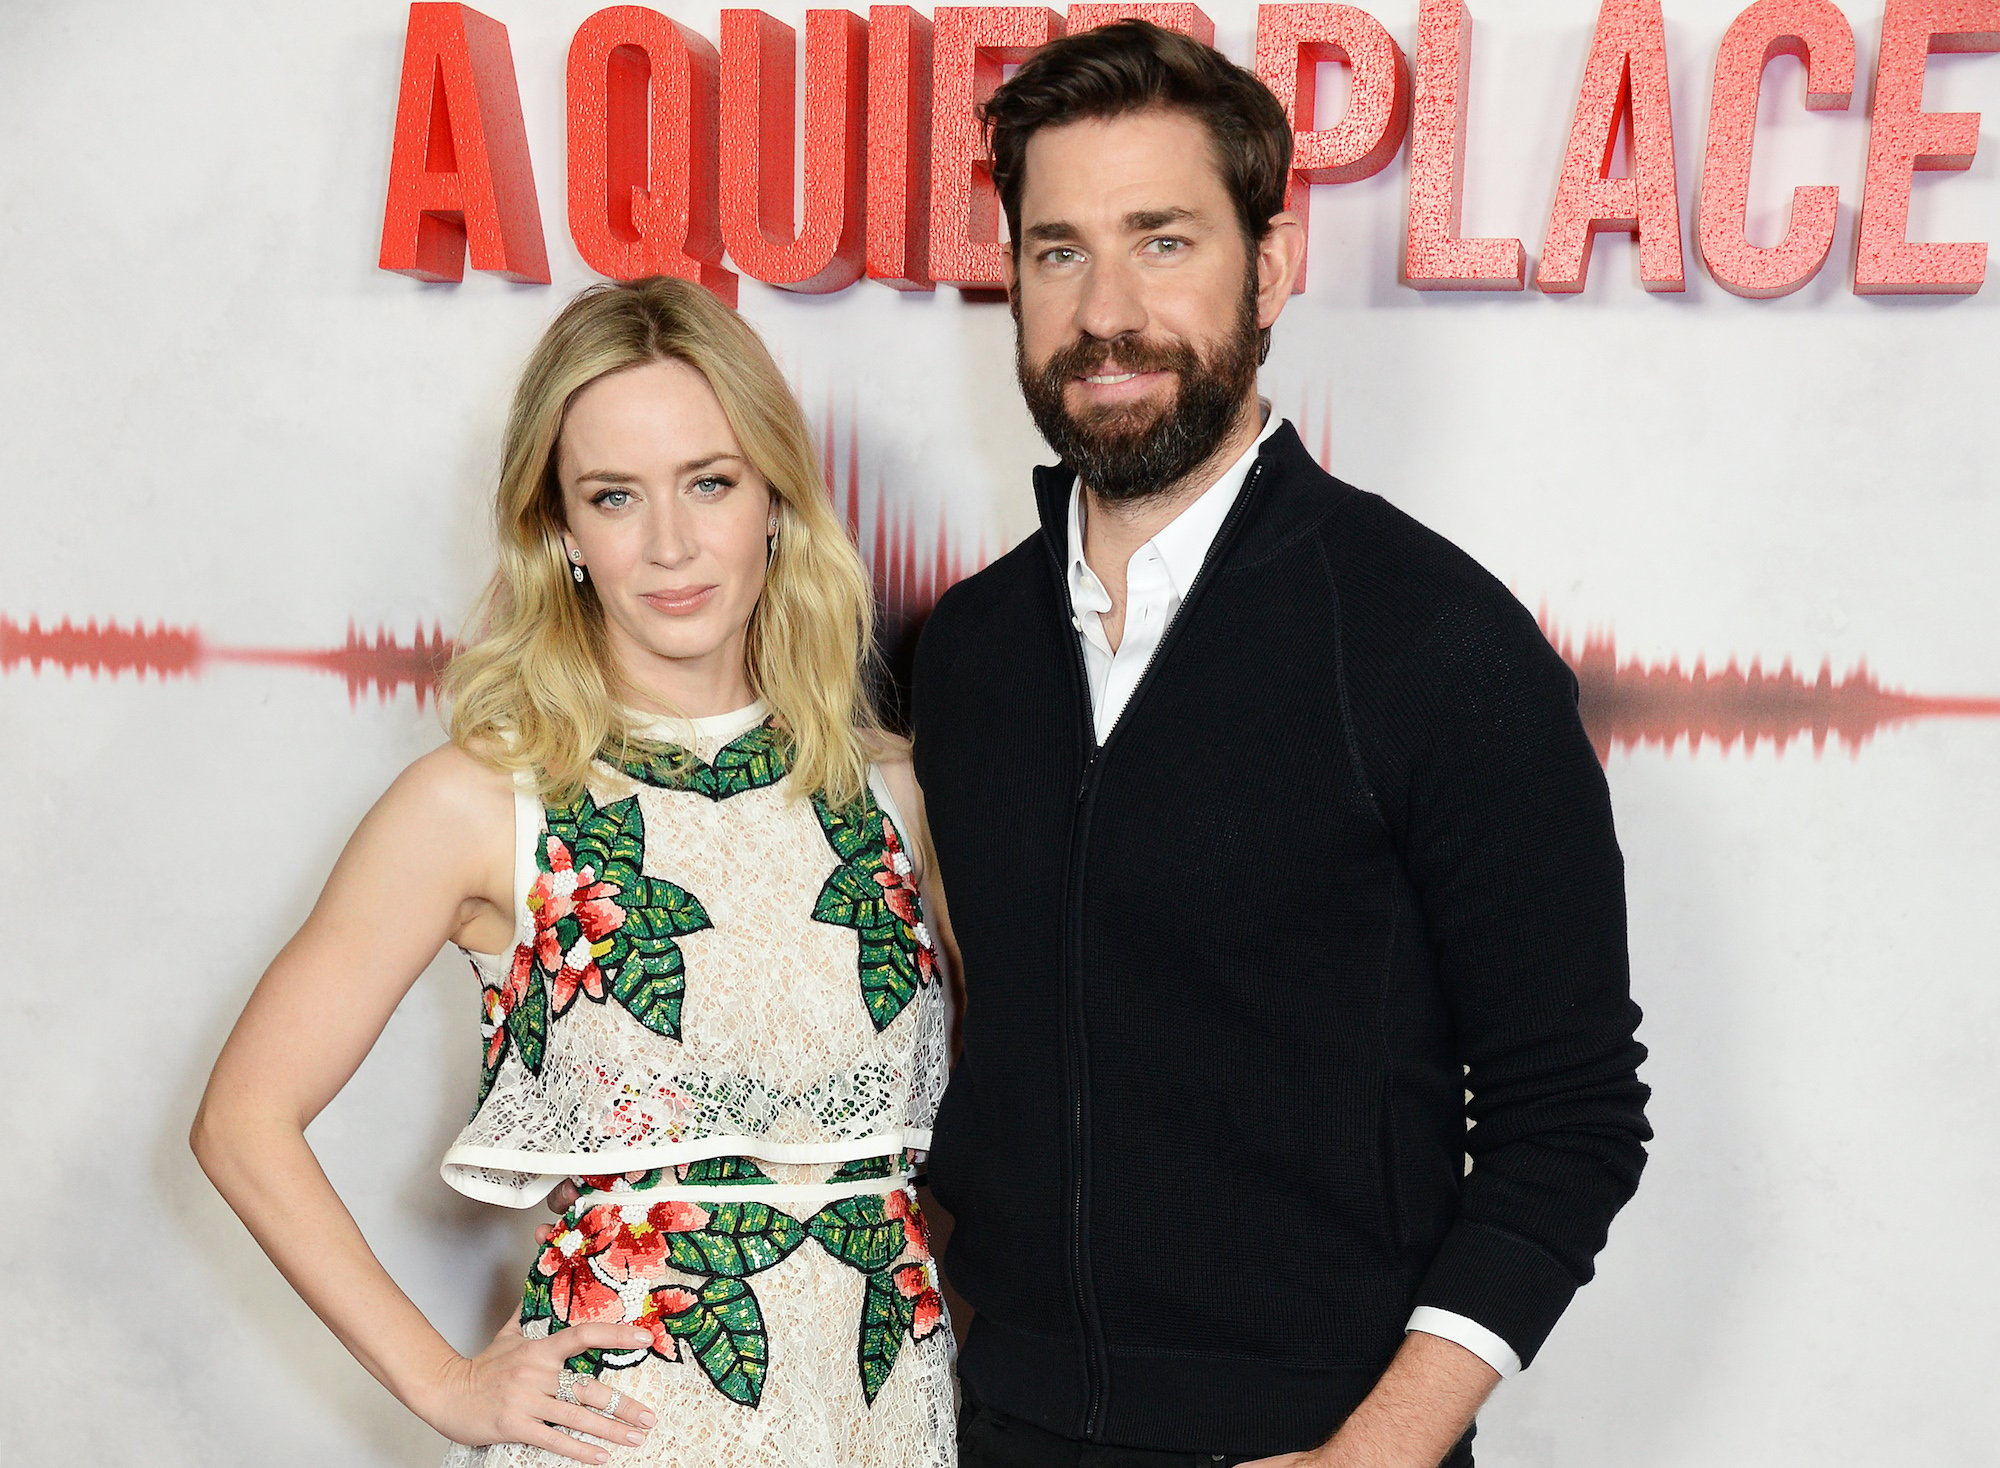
[480,952,534,1073]
[894,1262,945,1340]
[525,834,626,1016]
[874,823,936,985]
[531,1219,623,1326]
[886,1188,930,1262]
[579,1200,711,1285]
[635,1284,703,1360]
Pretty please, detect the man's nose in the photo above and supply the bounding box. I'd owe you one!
[1074,257,1147,345]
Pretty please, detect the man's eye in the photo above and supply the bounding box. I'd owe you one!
[1145,237,1186,256]
[1041,247,1081,265]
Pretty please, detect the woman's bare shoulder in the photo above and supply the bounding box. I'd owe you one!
[860,725,914,766]
[863,732,921,807]
[380,740,520,836]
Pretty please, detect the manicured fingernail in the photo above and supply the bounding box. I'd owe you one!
[625,1431,644,1445]
[636,1410,656,1428]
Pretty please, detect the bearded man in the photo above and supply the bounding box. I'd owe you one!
[909,21,1651,1468]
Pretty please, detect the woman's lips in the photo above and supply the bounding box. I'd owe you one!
[640,585,718,615]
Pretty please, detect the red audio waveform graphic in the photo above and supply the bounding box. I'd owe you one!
[222,623,456,705]
[1541,616,2000,760]
[1293,382,1337,473]
[11,394,2000,764]
[1,615,454,706]
[0,615,204,680]
[817,395,987,631]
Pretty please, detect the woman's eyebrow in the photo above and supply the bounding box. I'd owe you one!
[575,454,745,484]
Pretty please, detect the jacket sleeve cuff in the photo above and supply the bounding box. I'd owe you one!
[1405,1307,1521,1378]
[1413,1221,1583,1368]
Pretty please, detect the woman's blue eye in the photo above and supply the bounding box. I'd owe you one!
[593,488,632,508]
[691,475,734,497]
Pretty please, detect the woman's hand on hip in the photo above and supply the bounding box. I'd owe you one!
[419,1319,659,1464]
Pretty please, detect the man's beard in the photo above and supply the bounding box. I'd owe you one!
[1016,267,1261,507]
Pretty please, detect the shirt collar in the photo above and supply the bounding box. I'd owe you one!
[1067,409,1282,613]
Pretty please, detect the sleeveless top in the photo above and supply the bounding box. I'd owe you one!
[444,702,949,1208]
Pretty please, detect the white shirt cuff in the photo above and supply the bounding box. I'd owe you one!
[1405,1306,1522,1378]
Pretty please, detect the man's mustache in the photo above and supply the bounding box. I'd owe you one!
[1037,333,1199,384]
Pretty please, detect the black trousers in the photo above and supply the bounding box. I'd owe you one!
[957,1392,1475,1468]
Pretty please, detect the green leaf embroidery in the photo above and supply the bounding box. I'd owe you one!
[813,794,877,862]
[577,795,648,879]
[531,791,711,1042]
[666,1203,808,1278]
[609,941,687,1039]
[829,1155,898,1182]
[508,970,548,1074]
[658,1278,768,1407]
[681,1157,771,1186]
[563,1350,604,1377]
[519,1270,555,1327]
[811,864,891,930]
[857,1268,907,1404]
[808,793,934,1033]
[805,1194,906,1273]
[610,722,791,802]
[629,874,713,932]
[706,729,788,798]
[856,932,923,1032]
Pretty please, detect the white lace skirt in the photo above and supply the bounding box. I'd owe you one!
[442,1170,956,1468]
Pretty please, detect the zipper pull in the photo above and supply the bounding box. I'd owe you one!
[1076,754,1096,801]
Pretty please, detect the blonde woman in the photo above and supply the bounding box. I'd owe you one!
[193,278,955,1467]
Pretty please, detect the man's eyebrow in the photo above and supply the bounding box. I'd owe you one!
[1124,207,1201,232]
[1023,219,1082,245]
[1023,208,1206,245]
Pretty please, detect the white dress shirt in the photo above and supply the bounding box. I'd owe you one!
[1066,415,1280,744]
[1062,414,1523,1382]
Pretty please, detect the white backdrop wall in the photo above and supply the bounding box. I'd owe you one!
[2,0,1996,1463]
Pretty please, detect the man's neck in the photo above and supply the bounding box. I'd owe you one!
[1081,393,1264,590]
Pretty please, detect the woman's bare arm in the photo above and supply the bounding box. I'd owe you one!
[189,745,656,1463]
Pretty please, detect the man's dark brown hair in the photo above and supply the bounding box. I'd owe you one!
[980,19,1295,254]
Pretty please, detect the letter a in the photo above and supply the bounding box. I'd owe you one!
[378,3,549,283]
[1537,0,1684,293]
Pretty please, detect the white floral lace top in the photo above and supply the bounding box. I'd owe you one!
[443,701,950,1209]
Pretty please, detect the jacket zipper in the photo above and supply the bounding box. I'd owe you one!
[1042,457,1268,1440]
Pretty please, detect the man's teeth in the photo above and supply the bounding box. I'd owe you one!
[1085,372,1139,384]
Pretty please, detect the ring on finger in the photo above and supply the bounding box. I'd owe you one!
[600,1387,625,1417]
[555,1369,584,1406]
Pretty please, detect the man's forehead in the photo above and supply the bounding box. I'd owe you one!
[1016,108,1230,219]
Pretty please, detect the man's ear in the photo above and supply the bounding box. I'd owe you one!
[1255,212,1306,328]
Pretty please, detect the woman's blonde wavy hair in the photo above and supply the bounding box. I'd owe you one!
[443,276,883,808]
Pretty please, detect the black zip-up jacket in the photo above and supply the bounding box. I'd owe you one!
[911,423,1650,1458]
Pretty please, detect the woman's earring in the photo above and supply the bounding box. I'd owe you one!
[567,547,585,584]
[572,563,585,584]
